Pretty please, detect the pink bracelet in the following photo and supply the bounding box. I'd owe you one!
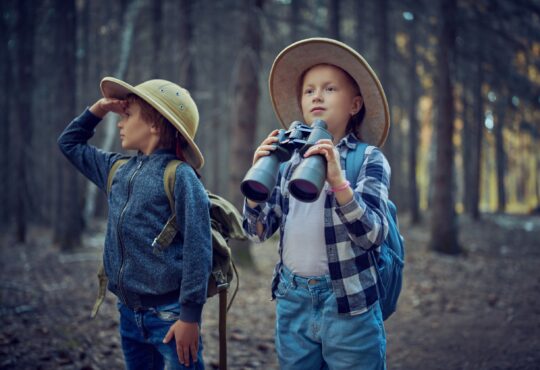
[330,180,350,193]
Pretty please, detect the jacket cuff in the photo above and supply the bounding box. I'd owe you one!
[243,199,263,219]
[179,302,203,323]
[80,107,103,129]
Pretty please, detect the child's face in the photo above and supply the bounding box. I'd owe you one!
[117,101,156,153]
[300,64,362,137]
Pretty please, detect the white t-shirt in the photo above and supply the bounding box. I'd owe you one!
[282,183,329,277]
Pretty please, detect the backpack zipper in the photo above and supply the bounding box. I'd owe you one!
[116,158,144,306]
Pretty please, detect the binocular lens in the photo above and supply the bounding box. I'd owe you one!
[288,180,319,202]
[240,180,270,202]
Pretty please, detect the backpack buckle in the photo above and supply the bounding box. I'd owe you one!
[151,238,165,255]
[214,271,229,291]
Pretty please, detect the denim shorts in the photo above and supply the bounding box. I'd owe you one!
[117,300,204,370]
[275,266,386,370]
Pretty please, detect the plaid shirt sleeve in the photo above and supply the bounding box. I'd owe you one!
[334,146,390,251]
[242,172,284,243]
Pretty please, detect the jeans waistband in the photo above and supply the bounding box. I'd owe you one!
[280,265,332,290]
[123,289,180,311]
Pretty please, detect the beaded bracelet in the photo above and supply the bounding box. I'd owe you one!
[329,180,350,193]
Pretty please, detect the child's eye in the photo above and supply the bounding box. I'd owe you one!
[304,88,314,95]
[326,86,337,92]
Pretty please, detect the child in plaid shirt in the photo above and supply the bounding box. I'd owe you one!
[243,38,391,370]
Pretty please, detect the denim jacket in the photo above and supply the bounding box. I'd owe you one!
[58,108,212,322]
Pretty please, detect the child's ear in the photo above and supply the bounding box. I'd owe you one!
[149,122,160,134]
[351,96,363,116]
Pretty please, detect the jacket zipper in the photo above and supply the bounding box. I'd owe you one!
[116,159,144,306]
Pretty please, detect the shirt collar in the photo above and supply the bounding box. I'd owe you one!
[136,148,176,158]
[336,132,360,151]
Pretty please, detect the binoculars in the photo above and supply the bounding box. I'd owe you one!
[240,120,333,203]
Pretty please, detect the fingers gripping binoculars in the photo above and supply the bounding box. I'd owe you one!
[240,120,333,203]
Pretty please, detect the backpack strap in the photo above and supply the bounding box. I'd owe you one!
[344,142,387,300]
[344,142,369,186]
[106,158,129,195]
[151,160,182,253]
[91,263,108,318]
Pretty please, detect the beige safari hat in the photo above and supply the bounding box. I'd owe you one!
[100,77,204,169]
[269,38,390,147]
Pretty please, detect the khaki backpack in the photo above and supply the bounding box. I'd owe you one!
[92,158,245,370]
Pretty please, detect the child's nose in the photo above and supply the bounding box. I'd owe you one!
[312,90,323,102]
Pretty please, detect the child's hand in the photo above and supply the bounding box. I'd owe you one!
[162,320,199,366]
[252,129,280,165]
[89,98,128,118]
[303,139,346,188]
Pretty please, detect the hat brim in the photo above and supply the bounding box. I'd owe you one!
[269,38,390,147]
[100,77,205,169]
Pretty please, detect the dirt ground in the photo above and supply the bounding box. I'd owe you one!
[1,213,540,370]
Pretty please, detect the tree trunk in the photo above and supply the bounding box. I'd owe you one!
[207,0,228,194]
[494,101,506,213]
[375,0,401,206]
[536,144,540,210]
[151,0,162,78]
[11,0,35,243]
[354,0,365,54]
[408,15,421,224]
[429,0,461,255]
[52,0,83,250]
[0,0,11,228]
[328,0,340,40]
[83,0,144,223]
[178,0,194,92]
[229,0,264,267]
[464,22,484,220]
[290,0,301,41]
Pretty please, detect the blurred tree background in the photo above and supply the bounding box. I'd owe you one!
[1,0,539,258]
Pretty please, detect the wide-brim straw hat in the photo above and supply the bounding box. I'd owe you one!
[100,77,204,169]
[269,38,390,147]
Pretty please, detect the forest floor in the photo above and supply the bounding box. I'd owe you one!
[1,212,540,370]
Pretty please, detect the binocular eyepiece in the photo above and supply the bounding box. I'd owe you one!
[240,120,333,203]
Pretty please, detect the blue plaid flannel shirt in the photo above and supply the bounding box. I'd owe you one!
[243,133,391,316]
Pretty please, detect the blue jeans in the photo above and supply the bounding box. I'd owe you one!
[275,266,386,370]
[117,300,205,370]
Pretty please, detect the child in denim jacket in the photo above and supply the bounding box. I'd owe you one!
[58,78,211,370]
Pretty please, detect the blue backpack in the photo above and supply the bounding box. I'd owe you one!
[345,142,405,321]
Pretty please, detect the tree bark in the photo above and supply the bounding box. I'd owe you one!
[52,0,83,250]
[328,0,340,40]
[151,0,162,78]
[83,0,144,223]
[429,0,461,254]
[228,0,264,267]
[463,19,484,220]
[290,0,301,42]
[375,0,401,206]
[0,0,11,228]
[494,100,506,213]
[408,15,421,224]
[11,0,35,243]
[178,0,195,92]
